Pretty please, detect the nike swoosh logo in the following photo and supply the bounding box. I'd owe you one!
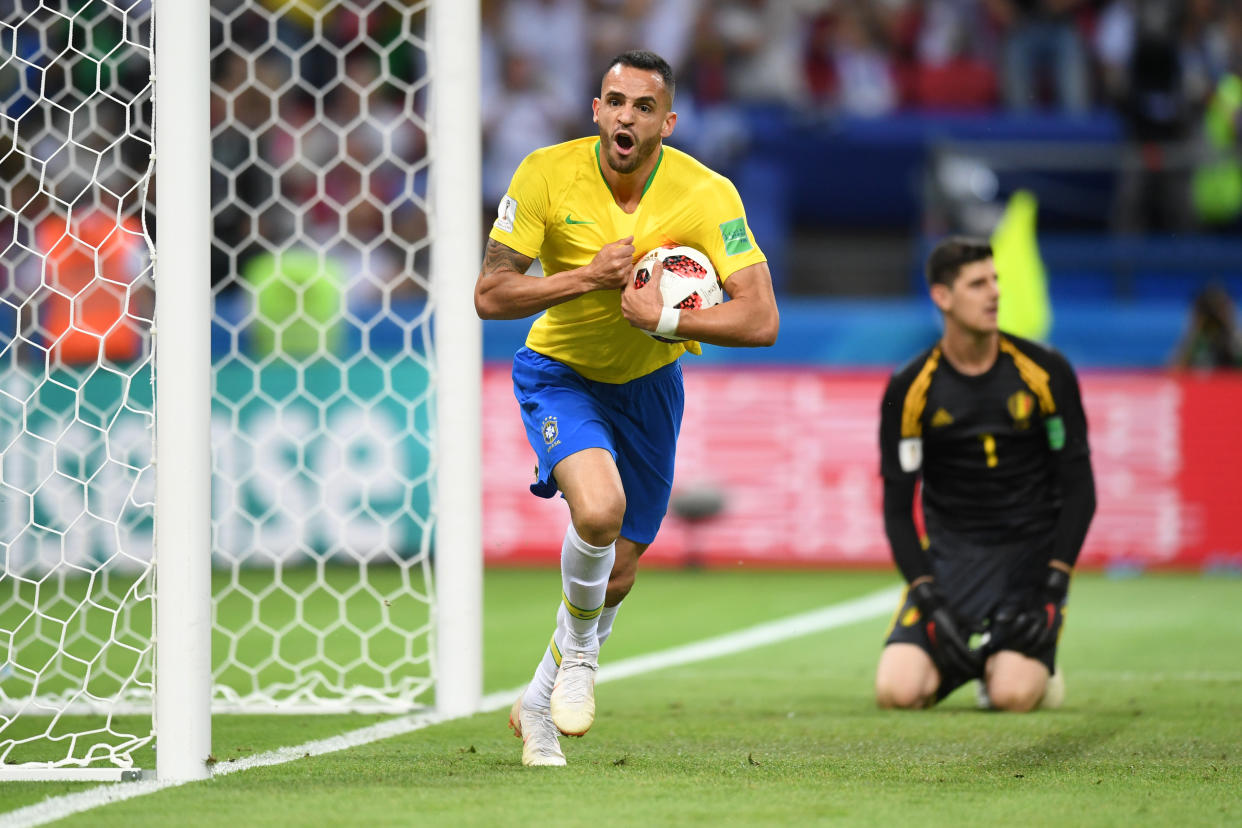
[565,215,594,225]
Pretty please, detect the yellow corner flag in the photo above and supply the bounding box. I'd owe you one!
[991,189,1052,342]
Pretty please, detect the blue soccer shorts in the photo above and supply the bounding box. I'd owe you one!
[510,346,684,545]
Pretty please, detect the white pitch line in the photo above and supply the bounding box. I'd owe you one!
[1067,670,1242,683]
[593,587,900,686]
[0,586,900,828]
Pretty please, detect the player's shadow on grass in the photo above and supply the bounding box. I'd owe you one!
[979,714,1134,773]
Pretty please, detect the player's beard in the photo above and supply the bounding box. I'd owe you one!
[603,131,659,175]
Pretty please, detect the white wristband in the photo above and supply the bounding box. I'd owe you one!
[655,307,681,337]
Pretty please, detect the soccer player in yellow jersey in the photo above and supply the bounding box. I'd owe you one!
[475,51,779,766]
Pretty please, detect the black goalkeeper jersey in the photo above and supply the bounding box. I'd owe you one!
[878,333,1094,580]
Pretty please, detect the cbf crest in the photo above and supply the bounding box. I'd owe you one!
[541,416,560,451]
[1007,390,1035,430]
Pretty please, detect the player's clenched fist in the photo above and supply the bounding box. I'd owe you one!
[586,236,635,290]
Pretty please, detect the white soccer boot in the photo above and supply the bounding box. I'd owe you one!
[975,679,993,710]
[509,693,566,767]
[1039,669,1066,710]
[549,647,599,737]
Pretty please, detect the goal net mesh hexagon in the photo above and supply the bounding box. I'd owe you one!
[0,0,469,775]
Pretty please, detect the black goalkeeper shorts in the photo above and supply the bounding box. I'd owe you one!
[883,531,1064,701]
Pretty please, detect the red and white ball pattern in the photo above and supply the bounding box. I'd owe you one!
[632,245,723,342]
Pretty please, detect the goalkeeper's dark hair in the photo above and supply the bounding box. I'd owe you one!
[925,236,993,288]
[604,50,675,103]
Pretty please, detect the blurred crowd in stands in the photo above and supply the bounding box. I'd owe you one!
[196,0,1242,285]
[480,0,1242,198]
[492,0,1242,116]
[7,0,1242,368]
[207,2,428,303]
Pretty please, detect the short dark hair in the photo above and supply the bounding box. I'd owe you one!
[604,50,675,103]
[925,236,993,288]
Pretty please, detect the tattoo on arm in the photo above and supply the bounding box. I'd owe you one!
[483,239,534,277]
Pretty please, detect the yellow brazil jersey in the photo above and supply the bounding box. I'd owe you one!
[489,136,767,384]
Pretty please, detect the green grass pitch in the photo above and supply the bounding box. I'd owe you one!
[1,568,1239,826]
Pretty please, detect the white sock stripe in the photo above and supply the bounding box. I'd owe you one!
[0,587,898,828]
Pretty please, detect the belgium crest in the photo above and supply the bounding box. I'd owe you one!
[1007,390,1035,429]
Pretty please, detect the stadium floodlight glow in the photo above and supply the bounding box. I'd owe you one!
[0,0,481,781]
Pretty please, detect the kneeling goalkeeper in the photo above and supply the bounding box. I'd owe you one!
[874,237,1096,711]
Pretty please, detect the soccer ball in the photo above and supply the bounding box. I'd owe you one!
[631,244,723,343]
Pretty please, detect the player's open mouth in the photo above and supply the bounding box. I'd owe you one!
[614,132,634,154]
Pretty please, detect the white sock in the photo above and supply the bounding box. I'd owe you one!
[523,602,623,710]
[523,604,569,710]
[559,521,615,651]
[597,603,621,647]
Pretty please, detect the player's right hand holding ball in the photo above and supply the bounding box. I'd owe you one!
[620,254,664,333]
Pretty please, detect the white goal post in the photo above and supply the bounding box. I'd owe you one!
[0,0,480,782]
[429,0,483,720]
[153,0,212,783]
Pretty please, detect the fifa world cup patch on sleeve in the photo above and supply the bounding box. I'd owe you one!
[718,217,754,256]
[1045,415,1066,450]
[494,194,517,233]
[898,437,923,472]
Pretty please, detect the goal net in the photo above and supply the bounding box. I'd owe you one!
[0,0,480,779]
